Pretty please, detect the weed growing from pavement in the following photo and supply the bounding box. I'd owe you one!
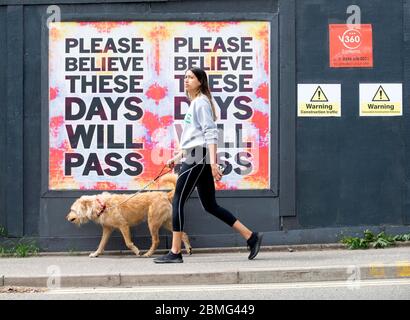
[341,230,410,250]
[0,226,7,237]
[0,238,40,257]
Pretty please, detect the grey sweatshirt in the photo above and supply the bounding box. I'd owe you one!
[179,94,218,151]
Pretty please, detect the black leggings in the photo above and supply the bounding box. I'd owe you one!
[172,146,238,232]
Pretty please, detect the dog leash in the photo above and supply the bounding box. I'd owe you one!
[96,151,215,216]
[96,164,173,217]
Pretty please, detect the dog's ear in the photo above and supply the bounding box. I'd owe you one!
[79,198,93,212]
[81,197,101,220]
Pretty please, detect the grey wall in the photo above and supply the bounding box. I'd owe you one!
[296,0,407,228]
[1,0,284,252]
[0,6,6,231]
[404,0,410,226]
[0,0,409,252]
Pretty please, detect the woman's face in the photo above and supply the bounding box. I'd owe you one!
[184,70,201,93]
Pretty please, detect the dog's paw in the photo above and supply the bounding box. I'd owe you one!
[187,248,193,255]
[142,252,153,258]
[89,252,100,258]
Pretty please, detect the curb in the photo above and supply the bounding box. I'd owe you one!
[10,241,410,257]
[34,244,347,257]
[0,244,347,258]
[2,263,410,289]
[16,241,410,257]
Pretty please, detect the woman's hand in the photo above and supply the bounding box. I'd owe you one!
[166,158,176,169]
[211,164,222,181]
[166,150,184,169]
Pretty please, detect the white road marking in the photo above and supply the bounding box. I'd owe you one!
[47,279,410,295]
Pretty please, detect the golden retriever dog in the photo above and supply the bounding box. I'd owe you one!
[66,174,192,258]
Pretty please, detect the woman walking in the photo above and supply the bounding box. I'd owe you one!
[154,68,263,263]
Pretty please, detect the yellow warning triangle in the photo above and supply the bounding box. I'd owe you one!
[310,86,328,102]
[372,86,390,102]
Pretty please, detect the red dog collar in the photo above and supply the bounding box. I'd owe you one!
[96,197,106,217]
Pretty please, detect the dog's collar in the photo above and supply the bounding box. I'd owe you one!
[96,197,106,217]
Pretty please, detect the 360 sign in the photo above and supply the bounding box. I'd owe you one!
[329,24,373,68]
[339,28,362,50]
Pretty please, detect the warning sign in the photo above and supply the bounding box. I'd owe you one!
[310,86,329,102]
[329,24,373,68]
[360,84,402,116]
[371,86,390,102]
[298,84,341,117]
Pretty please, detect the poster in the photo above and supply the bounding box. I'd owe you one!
[329,24,373,68]
[359,83,402,116]
[298,84,341,117]
[49,21,271,190]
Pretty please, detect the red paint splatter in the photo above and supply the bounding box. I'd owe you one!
[146,84,168,105]
[243,144,269,187]
[49,116,64,139]
[49,141,72,186]
[92,182,123,190]
[255,83,269,105]
[142,112,174,139]
[215,180,237,190]
[257,26,270,74]
[135,137,168,189]
[79,22,131,33]
[49,147,65,174]
[50,27,61,41]
[135,112,175,185]
[154,41,160,75]
[50,87,59,101]
[148,26,170,75]
[188,22,239,32]
[242,110,270,188]
[251,110,269,138]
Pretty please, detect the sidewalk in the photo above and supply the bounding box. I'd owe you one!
[0,245,409,288]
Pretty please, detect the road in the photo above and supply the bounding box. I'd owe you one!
[0,279,409,300]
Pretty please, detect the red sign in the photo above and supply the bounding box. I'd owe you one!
[329,24,373,68]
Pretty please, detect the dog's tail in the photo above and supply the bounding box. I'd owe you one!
[158,174,178,203]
